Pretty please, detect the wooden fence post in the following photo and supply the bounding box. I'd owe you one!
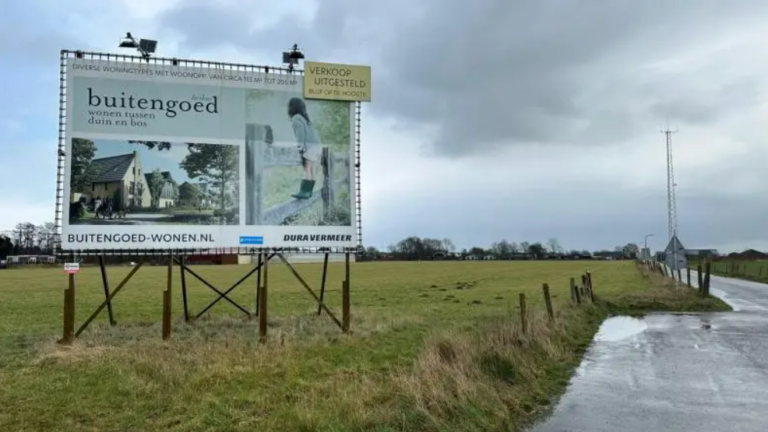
[60,274,76,345]
[586,271,595,302]
[697,265,704,296]
[686,267,691,287]
[519,293,527,334]
[704,262,711,297]
[573,278,582,305]
[542,283,554,321]
[677,268,682,283]
[569,277,578,304]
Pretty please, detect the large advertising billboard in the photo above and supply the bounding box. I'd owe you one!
[62,58,356,250]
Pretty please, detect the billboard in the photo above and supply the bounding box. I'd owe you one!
[62,58,356,251]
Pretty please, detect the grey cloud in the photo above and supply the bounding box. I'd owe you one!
[649,75,764,125]
[159,0,768,157]
[158,0,362,62]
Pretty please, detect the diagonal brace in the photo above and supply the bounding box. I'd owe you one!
[194,253,276,319]
[276,253,343,329]
[174,258,251,317]
[75,258,146,337]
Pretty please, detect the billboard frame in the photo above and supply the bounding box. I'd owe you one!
[54,49,363,257]
[55,49,362,342]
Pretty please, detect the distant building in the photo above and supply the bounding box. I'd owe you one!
[640,247,652,260]
[685,249,719,259]
[731,249,768,260]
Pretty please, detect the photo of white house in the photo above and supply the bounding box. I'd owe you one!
[68,138,239,226]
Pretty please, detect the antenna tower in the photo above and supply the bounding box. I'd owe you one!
[663,127,678,241]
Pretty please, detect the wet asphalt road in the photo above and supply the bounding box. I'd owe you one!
[531,273,768,432]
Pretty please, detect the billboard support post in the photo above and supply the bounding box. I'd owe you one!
[174,259,252,317]
[317,253,330,315]
[276,253,343,330]
[58,273,76,345]
[75,257,146,337]
[162,252,173,341]
[179,255,190,322]
[343,252,351,333]
[191,253,275,320]
[258,255,269,342]
[255,253,263,317]
[98,253,117,326]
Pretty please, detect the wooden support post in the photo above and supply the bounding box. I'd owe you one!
[255,253,262,317]
[677,268,682,283]
[542,283,554,321]
[342,252,351,333]
[318,253,329,315]
[686,268,691,287]
[76,259,145,337]
[162,253,172,341]
[586,271,595,302]
[179,255,189,322]
[258,253,269,342]
[60,274,76,345]
[519,293,527,334]
[98,254,116,326]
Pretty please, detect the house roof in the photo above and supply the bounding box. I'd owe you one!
[91,153,135,183]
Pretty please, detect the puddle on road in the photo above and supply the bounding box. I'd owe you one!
[593,316,647,342]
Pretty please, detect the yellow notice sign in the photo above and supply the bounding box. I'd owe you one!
[304,61,371,102]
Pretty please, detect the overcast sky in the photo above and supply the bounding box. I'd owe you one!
[2,0,767,253]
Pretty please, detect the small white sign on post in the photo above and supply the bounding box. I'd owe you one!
[64,263,80,275]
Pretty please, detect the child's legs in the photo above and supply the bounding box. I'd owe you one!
[303,159,313,180]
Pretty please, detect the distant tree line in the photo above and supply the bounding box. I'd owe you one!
[360,236,642,261]
[0,222,58,259]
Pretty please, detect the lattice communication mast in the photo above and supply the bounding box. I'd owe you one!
[664,127,678,240]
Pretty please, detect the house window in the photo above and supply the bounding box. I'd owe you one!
[91,184,95,191]
[132,167,135,175]
[130,181,135,194]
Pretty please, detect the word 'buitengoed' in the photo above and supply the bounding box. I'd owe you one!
[87,88,218,118]
[308,66,367,89]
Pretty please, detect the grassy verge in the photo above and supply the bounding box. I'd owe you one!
[0,261,729,431]
[698,260,768,284]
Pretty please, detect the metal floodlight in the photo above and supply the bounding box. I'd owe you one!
[118,32,158,61]
[119,32,138,48]
[138,39,157,54]
[282,44,304,72]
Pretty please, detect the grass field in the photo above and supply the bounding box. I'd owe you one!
[0,261,728,431]
[706,260,768,283]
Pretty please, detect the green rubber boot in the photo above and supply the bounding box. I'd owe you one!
[291,179,315,199]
